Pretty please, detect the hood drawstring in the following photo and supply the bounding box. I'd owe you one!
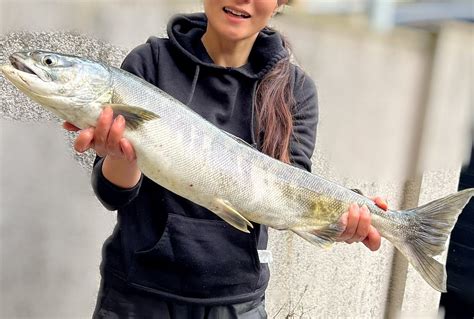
[186,65,200,106]
[250,80,259,149]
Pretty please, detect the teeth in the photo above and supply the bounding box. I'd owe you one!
[224,7,250,18]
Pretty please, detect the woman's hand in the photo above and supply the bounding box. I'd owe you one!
[63,106,136,163]
[64,106,141,189]
[337,197,388,251]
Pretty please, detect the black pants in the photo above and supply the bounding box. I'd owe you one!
[92,281,267,319]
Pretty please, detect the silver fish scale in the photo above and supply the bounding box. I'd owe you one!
[109,67,387,233]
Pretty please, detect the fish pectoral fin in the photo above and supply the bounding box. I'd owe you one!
[292,224,344,249]
[107,104,160,130]
[211,198,253,233]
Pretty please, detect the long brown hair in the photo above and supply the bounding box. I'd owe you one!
[255,35,294,164]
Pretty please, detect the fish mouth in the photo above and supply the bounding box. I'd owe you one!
[8,52,53,83]
[9,53,37,76]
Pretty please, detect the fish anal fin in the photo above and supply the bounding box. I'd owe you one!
[211,198,253,233]
[292,223,344,249]
[107,104,160,130]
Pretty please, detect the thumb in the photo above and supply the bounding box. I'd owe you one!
[373,197,388,211]
[63,122,81,132]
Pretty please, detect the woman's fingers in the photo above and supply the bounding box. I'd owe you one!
[362,226,382,251]
[120,138,137,163]
[350,205,371,243]
[74,127,95,153]
[64,107,135,162]
[337,203,380,249]
[93,106,114,155]
[338,203,360,242]
[336,196,386,250]
[344,204,371,244]
[106,115,126,158]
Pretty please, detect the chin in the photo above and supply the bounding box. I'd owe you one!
[219,26,254,42]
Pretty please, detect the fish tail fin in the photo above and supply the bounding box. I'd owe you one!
[388,188,474,292]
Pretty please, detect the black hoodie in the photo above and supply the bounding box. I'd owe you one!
[92,13,318,305]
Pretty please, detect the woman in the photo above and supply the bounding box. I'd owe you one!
[65,0,387,317]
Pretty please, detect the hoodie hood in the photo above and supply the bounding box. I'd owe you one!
[167,13,288,79]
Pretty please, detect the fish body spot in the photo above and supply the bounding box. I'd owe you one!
[308,195,348,223]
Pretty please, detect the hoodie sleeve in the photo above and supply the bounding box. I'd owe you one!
[91,156,143,211]
[289,66,319,172]
[90,40,159,210]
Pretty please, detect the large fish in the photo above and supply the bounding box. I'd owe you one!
[1,50,473,292]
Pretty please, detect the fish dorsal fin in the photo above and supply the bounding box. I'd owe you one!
[351,188,364,196]
[107,104,160,130]
[222,131,256,149]
[211,198,253,233]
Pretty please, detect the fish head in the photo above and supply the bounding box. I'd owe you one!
[0,50,113,128]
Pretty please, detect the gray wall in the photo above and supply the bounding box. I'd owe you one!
[267,16,473,318]
[1,1,473,318]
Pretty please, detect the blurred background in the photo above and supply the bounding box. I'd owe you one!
[1,0,473,318]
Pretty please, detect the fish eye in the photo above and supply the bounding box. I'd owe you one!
[43,55,56,66]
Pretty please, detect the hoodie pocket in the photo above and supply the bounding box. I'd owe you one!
[129,212,261,298]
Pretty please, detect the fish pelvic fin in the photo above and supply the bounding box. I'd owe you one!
[211,198,253,233]
[390,188,474,292]
[292,223,345,249]
[107,104,160,130]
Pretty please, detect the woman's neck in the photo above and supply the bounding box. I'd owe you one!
[201,27,258,68]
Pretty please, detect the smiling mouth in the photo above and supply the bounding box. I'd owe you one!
[9,55,36,75]
[223,7,251,19]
